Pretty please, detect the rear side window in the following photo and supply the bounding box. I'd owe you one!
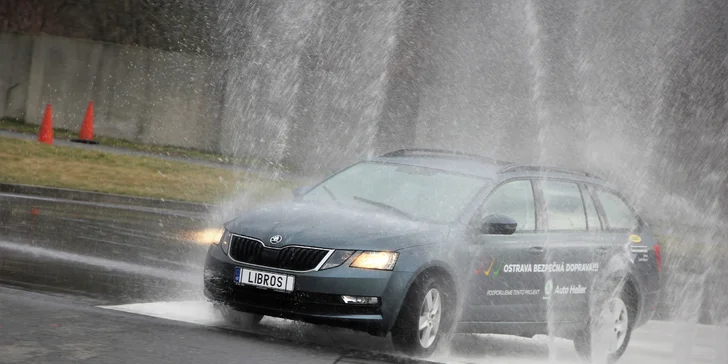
[481,180,536,232]
[541,180,587,231]
[595,189,639,230]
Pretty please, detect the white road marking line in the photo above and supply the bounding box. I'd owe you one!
[0,240,199,281]
[99,300,222,327]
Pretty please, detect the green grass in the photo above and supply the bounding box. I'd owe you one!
[0,136,293,203]
[0,117,259,167]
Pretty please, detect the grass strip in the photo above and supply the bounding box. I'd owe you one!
[0,136,289,203]
[0,117,254,166]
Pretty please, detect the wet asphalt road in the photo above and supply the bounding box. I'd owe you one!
[0,192,425,364]
[0,192,208,304]
[0,192,726,364]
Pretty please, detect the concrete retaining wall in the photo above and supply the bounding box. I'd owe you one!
[0,0,405,170]
[1,17,401,165]
[2,32,225,151]
[0,33,33,119]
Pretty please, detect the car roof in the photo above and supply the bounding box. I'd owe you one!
[371,149,507,178]
[374,148,610,187]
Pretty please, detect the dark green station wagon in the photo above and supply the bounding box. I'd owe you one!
[204,149,661,361]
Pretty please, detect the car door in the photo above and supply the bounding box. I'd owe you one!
[533,179,602,324]
[462,179,548,323]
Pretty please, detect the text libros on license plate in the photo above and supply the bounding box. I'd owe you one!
[235,267,295,292]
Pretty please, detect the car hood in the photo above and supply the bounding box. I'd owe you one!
[225,201,449,251]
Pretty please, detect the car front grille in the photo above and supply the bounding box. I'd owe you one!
[228,235,331,271]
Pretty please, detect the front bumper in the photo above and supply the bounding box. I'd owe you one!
[203,244,412,335]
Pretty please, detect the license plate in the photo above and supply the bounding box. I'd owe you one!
[234,267,295,292]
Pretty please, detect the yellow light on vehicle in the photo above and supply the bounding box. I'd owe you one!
[350,251,399,270]
[629,234,642,243]
[193,228,225,245]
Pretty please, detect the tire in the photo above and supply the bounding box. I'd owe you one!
[391,275,453,358]
[574,288,635,363]
[215,303,264,327]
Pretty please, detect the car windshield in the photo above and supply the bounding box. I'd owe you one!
[301,162,491,223]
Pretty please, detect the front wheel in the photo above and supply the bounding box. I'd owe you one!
[391,276,452,358]
[574,289,634,363]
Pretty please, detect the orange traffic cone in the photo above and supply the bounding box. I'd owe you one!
[72,101,98,144]
[38,104,54,145]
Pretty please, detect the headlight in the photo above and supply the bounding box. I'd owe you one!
[350,251,399,271]
[216,229,233,255]
[320,250,355,270]
[194,227,225,245]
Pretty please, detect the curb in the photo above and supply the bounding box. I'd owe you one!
[0,183,215,213]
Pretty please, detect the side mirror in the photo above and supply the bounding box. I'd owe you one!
[480,213,518,235]
[292,186,311,198]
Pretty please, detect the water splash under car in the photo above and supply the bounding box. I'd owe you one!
[203,149,661,361]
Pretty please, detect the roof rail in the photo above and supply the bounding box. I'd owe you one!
[499,164,601,179]
[380,148,505,164]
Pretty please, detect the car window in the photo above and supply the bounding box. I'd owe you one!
[302,162,491,224]
[541,180,587,231]
[581,185,602,230]
[480,180,536,232]
[595,188,639,230]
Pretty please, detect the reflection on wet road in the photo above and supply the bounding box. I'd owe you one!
[0,193,725,364]
[0,192,208,303]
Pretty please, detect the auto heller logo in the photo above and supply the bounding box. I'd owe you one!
[543,279,554,300]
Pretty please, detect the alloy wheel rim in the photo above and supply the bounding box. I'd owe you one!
[418,288,442,348]
[595,297,629,354]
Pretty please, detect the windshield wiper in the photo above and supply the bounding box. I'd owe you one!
[322,185,338,201]
[352,196,414,220]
